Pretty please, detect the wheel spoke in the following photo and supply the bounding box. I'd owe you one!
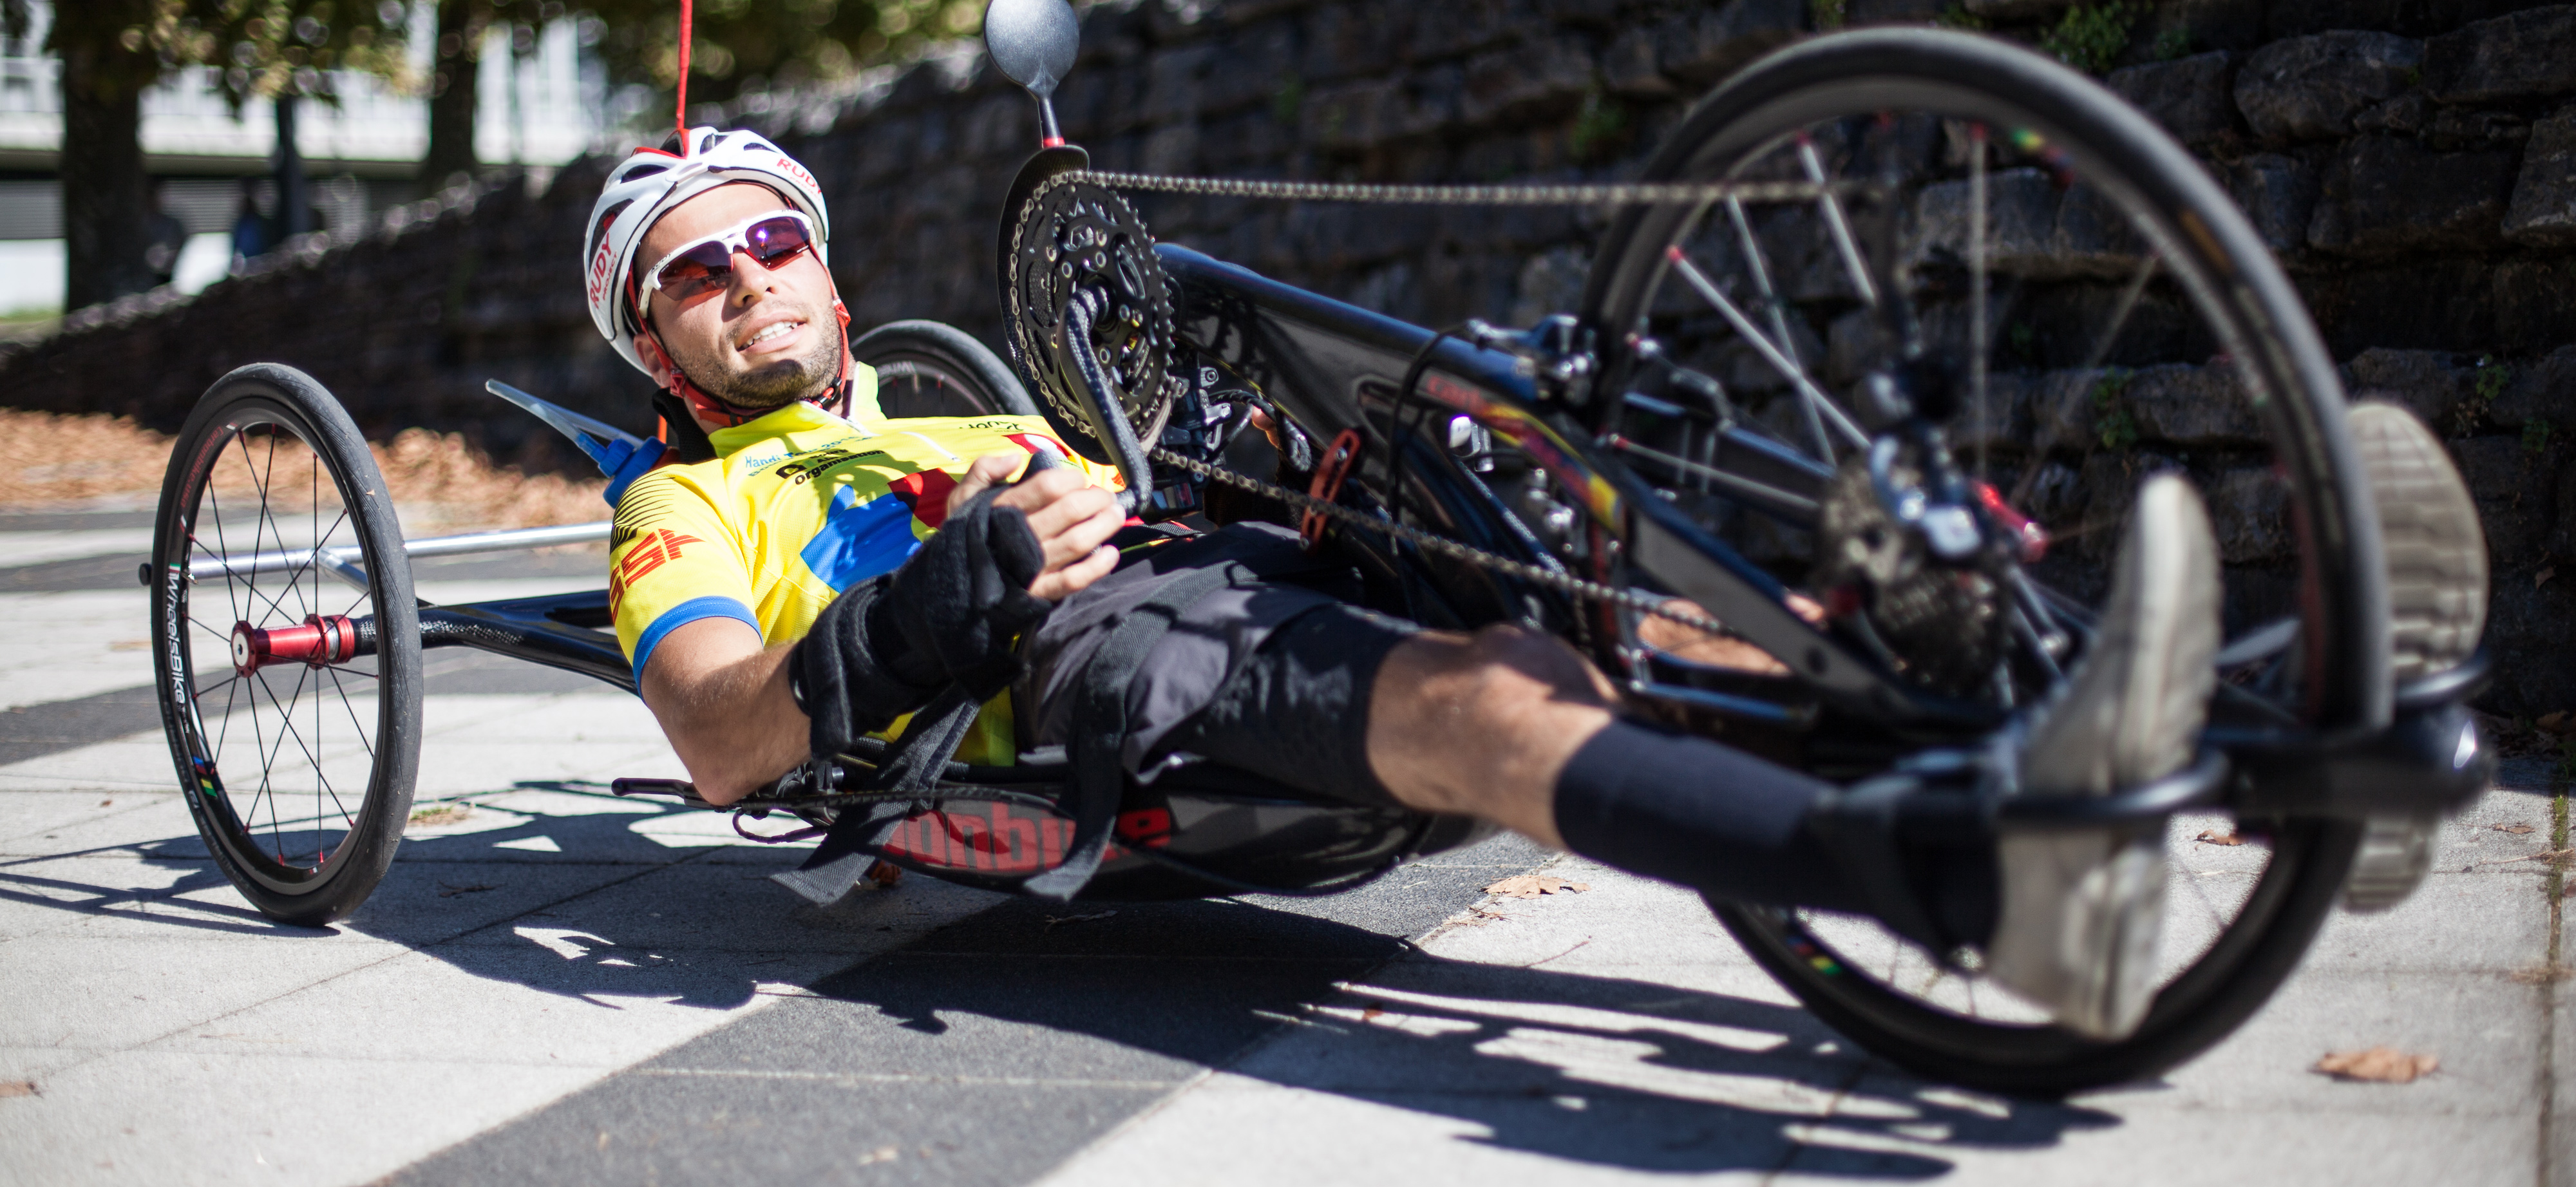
[1723,195,1836,462]
[2009,252,2162,508]
[1665,247,1869,448]
[1968,122,1990,479]
[323,666,377,764]
[1797,134,1879,307]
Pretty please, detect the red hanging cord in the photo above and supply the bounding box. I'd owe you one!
[674,0,694,146]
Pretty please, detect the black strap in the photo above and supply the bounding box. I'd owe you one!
[772,686,987,905]
[1022,562,1251,900]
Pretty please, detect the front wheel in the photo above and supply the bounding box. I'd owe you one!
[1576,29,2382,1094]
[150,365,422,926]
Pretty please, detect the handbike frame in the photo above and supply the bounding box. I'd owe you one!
[198,185,2486,904]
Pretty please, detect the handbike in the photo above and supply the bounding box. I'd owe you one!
[149,17,2488,1096]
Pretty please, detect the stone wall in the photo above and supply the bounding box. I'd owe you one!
[3,0,2570,711]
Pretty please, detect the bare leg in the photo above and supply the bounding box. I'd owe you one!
[1363,624,1618,848]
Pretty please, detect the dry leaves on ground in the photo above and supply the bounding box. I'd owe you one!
[0,408,607,533]
[2314,1047,2438,1083]
[2195,829,2246,846]
[1486,875,1592,898]
[2538,710,2575,737]
[2494,822,2537,835]
[0,1079,35,1097]
[408,804,471,828]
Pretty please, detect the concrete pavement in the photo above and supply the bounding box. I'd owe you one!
[0,507,2566,1186]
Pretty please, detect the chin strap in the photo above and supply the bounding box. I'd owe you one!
[649,297,862,433]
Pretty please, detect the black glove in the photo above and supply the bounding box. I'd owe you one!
[790,485,1053,757]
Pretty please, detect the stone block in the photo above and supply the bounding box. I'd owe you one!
[2494,258,2576,357]
[2424,5,2576,105]
[2134,0,2265,55]
[1601,24,1676,97]
[1904,169,2147,280]
[1848,0,1944,21]
[2108,52,2239,146]
[1458,37,1595,126]
[2206,464,2294,562]
[2344,347,2468,430]
[2491,345,2576,431]
[2306,135,2517,255]
[2505,104,2576,245]
[2259,0,2400,36]
[2226,151,2319,252]
[2233,31,2422,142]
[1302,70,1459,150]
[1962,0,2064,17]
[2297,258,2494,356]
[1656,0,1806,86]
[2123,362,2264,446]
[2449,434,2560,558]
[1298,4,1403,83]
[2485,576,2576,715]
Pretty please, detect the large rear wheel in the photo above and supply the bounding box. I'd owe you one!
[1577,29,2380,1094]
[150,365,422,926]
[851,319,1042,419]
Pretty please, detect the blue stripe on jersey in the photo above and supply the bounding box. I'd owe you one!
[631,595,760,687]
[799,484,925,593]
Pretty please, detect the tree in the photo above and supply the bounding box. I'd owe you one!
[35,0,407,311]
[43,0,167,309]
[415,0,976,184]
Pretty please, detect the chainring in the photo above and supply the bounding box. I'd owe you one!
[1007,177,1182,455]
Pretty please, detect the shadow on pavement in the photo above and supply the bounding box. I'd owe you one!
[53,783,2114,1181]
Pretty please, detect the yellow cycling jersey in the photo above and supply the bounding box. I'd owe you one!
[607,375,1121,766]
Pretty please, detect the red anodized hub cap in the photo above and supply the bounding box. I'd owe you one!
[230,614,359,677]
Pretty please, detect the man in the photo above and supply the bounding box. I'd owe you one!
[585,129,2484,1042]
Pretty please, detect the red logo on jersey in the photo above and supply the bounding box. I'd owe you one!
[608,529,703,614]
[887,469,962,529]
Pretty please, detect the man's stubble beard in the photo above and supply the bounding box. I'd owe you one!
[665,301,842,409]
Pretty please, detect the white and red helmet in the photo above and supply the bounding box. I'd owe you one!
[584,126,833,377]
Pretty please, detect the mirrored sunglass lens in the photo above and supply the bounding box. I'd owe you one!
[744,217,811,262]
[656,244,734,294]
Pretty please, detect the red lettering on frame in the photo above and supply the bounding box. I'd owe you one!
[992,804,1040,873]
[947,813,991,871]
[1116,808,1173,849]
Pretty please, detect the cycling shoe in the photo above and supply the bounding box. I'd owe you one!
[1989,473,2220,1040]
[2344,401,2489,912]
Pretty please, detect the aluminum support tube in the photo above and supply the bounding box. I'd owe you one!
[190,522,614,592]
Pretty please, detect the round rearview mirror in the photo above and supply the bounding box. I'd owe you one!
[984,0,1080,99]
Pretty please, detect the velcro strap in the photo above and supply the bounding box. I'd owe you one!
[1022,561,1251,900]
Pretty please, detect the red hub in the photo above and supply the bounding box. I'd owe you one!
[231,614,359,676]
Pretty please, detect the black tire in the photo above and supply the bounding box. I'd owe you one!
[850,319,1043,419]
[1578,30,2382,1094]
[150,365,422,927]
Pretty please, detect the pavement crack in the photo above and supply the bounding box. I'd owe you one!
[2539,774,2566,1187]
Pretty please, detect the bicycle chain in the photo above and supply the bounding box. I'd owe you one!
[1022,166,1763,639]
[1067,169,1839,207]
[1148,446,1725,636]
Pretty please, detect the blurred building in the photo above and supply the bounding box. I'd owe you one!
[0,0,610,316]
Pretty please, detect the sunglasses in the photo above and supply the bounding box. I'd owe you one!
[639,211,819,302]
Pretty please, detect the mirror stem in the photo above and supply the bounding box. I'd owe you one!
[1036,96,1065,148]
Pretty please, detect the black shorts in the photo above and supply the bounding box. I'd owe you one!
[1014,522,1419,807]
